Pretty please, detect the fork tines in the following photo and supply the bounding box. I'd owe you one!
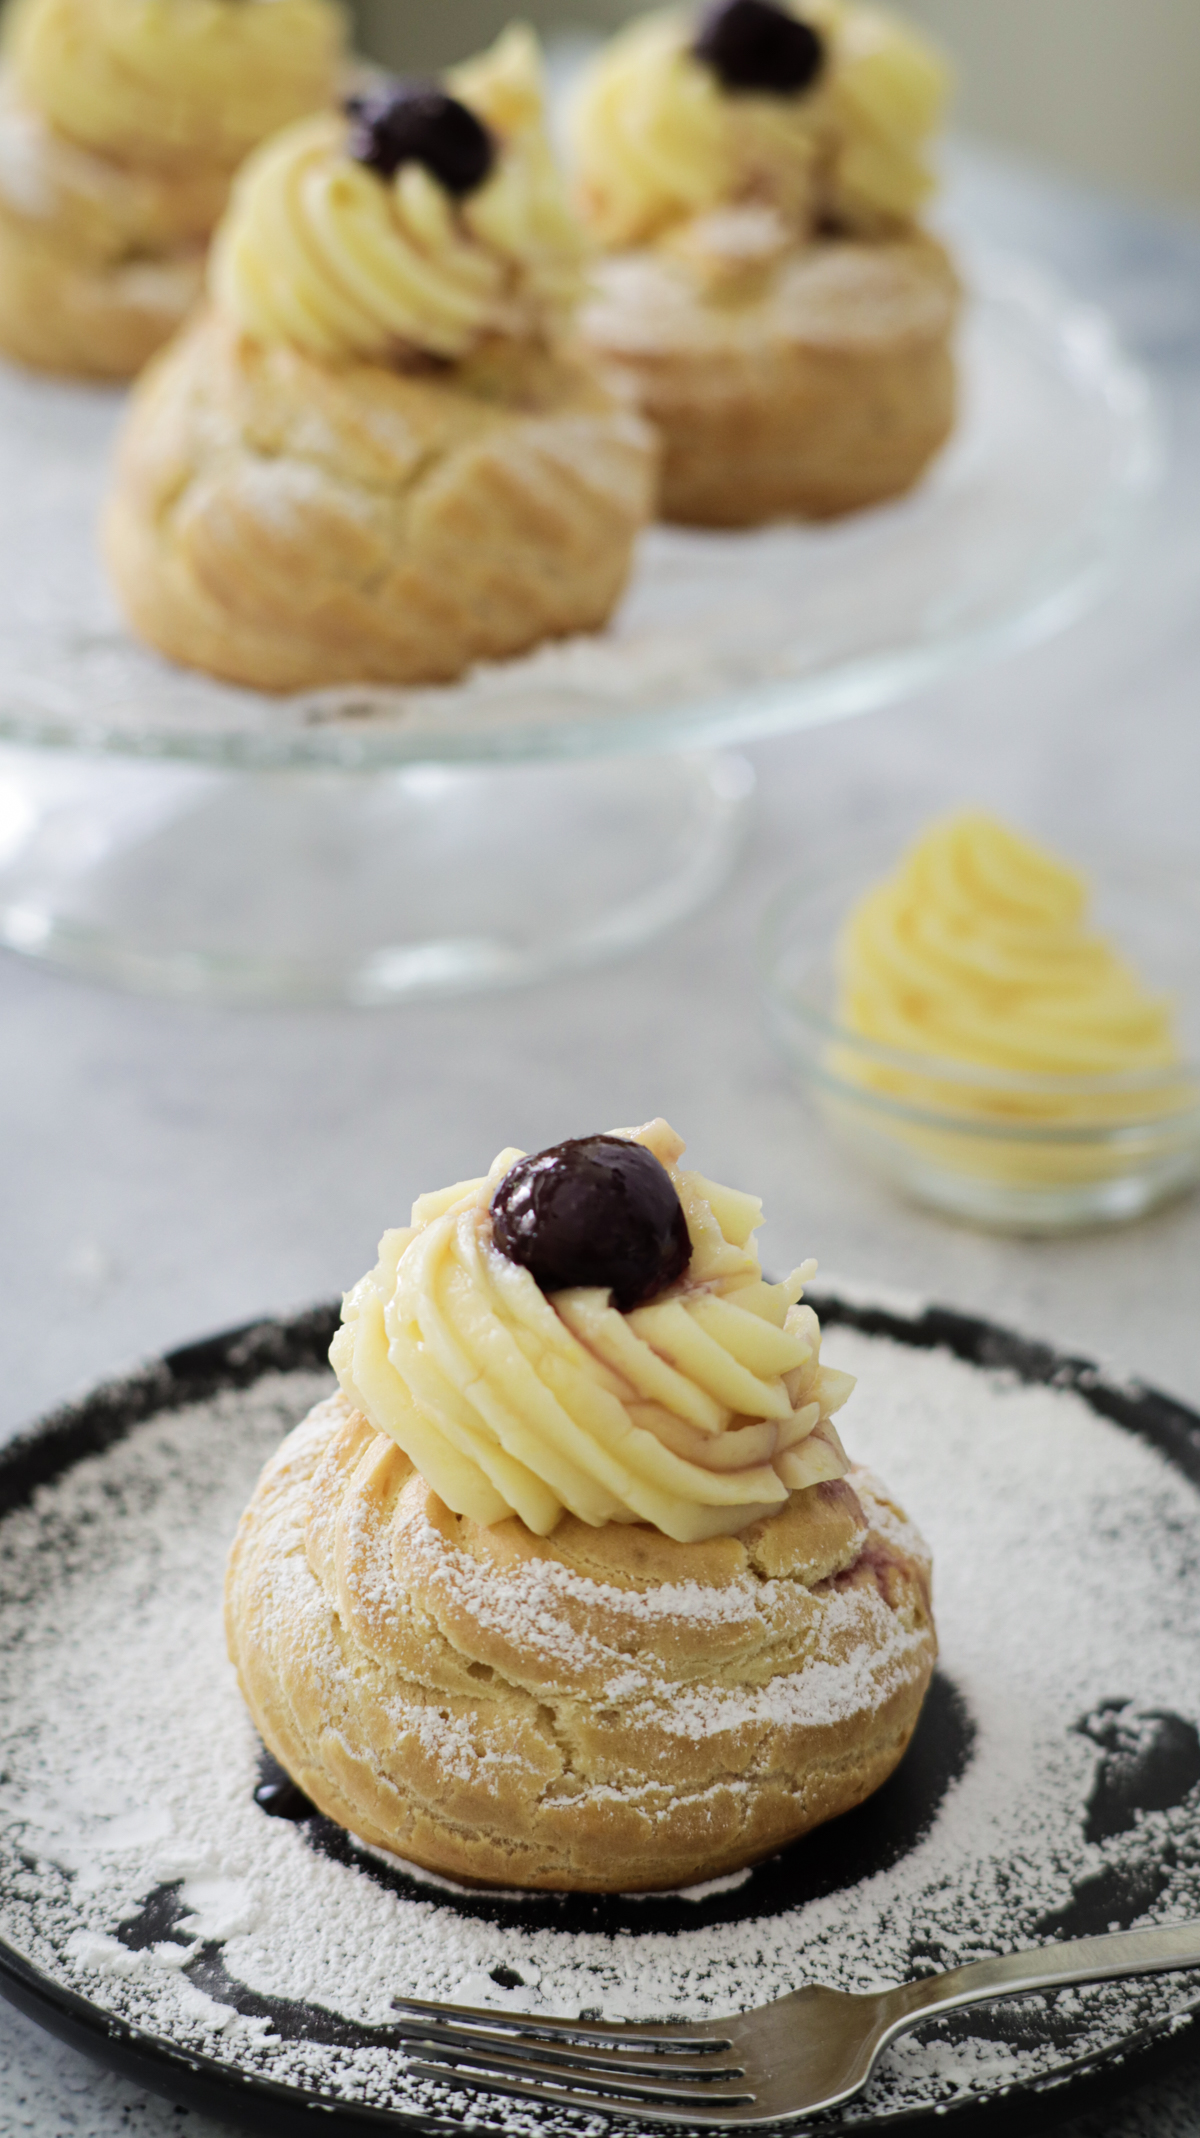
[391,1994,755,2124]
[392,1992,733,2052]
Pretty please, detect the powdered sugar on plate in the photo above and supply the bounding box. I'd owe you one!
[2,1328,1200,2132]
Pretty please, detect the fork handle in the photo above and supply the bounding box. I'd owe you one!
[885,1920,1200,2035]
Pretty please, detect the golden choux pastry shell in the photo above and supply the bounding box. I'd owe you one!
[577,229,958,526]
[104,310,659,690]
[0,74,224,377]
[225,1393,937,1893]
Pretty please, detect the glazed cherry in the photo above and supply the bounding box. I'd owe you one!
[346,82,495,195]
[693,0,825,95]
[491,1135,691,1312]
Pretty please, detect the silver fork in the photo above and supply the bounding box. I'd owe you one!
[391,1920,1200,2127]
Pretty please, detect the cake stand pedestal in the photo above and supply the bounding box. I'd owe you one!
[0,746,753,1004]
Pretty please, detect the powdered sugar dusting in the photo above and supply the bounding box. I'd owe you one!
[389,1487,918,1732]
[643,1587,929,1740]
[2,1333,1200,2131]
[417,1509,766,1631]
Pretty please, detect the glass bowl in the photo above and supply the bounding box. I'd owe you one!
[761,852,1200,1233]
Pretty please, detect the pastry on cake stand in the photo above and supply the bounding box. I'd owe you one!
[0,0,347,378]
[0,240,1158,1001]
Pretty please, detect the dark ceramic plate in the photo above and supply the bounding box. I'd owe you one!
[1,1294,1200,2138]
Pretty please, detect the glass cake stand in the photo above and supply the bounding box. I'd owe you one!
[0,250,1158,1004]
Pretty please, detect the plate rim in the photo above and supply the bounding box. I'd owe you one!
[1,1290,1199,2138]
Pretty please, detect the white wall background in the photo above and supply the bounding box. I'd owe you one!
[350,0,1200,212]
[898,0,1200,211]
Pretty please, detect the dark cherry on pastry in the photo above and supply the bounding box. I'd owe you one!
[346,82,495,194]
[491,1134,691,1311]
[693,0,825,95]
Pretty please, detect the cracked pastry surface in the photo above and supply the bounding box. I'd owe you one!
[225,1392,936,1891]
[0,71,223,377]
[103,28,657,691]
[103,311,656,691]
[568,0,958,525]
[0,0,345,378]
[581,220,957,525]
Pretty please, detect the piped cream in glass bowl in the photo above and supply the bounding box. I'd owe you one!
[762,814,1200,1231]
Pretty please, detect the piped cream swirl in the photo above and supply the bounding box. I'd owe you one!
[569,0,949,249]
[210,25,586,363]
[839,813,1183,1106]
[331,1119,854,1543]
[5,0,345,168]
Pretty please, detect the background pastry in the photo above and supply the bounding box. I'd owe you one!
[226,1120,936,1892]
[103,27,658,692]
[0,0,346,378]
[569,0,958,524]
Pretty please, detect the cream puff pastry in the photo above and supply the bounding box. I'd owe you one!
[0,0,345,378]
[103,28,657,691]
[569,0,958,525]
[226,1120,936,1892]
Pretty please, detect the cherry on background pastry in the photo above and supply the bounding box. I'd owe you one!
[693,0,826,96]
[102,27,657,692]
[345,82,496,191]
[569,0,958,526]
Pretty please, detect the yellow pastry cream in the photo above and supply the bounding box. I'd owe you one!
[841,814,1181,1092]
[331,1118,855,1544]
[569,0,949,249]
[4,0,346,170]
[832,813,1196,1197]
[210,25,586,363]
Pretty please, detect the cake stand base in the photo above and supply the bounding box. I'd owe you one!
[0,747,753,1005]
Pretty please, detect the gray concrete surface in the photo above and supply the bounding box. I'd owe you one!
[2,145,1199,2134]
